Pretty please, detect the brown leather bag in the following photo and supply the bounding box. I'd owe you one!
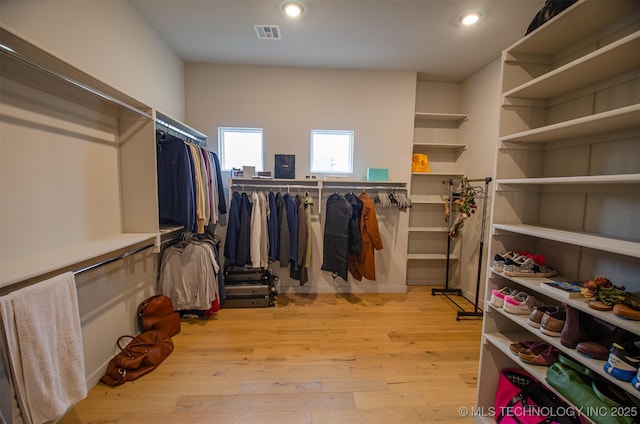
[100,330,174,386]
[137,295,181,338]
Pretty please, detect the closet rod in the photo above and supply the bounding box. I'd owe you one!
[73,243,155,276]
[323,185,408,191]
[231,184,320,191]
[0,243,155,296]
[156,118,207,145]
[0,44,152,120]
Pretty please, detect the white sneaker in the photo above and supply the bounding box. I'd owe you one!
[489,287,516,308]
[503,292,533,315]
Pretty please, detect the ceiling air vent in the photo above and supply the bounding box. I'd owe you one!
[254,25,281,40]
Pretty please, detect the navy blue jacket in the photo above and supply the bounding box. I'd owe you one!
[268,192,279,261]
[283,193,298,268]
[156,132,196,232]
[224,191,242,264]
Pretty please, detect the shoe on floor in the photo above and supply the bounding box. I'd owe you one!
[604,340,640,382]
[633,368,640,391]
[540,308,566,337]
[527,305,559,329]
[503,291,533,315]
[489,287,516,308]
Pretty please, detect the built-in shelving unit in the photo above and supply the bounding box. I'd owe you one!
[0,26,158,290]
[476,1,640,421]
[407,92,468,285]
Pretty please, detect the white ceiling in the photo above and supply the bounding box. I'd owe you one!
[129,0,545,82]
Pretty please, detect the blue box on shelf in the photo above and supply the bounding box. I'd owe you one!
[367,168,389,181]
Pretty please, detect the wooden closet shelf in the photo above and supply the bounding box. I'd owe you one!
[0,233,157,290]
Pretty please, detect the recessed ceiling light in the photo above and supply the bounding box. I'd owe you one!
[283,2,303,18]
[460,11,482,26]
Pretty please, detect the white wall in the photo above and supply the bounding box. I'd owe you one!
[0,0,185,119]
[186,64,416,293]
[457,58,502,307]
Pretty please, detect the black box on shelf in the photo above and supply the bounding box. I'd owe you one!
[275,154,295,179]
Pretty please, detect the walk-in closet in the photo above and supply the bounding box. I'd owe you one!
[1,1,638,423]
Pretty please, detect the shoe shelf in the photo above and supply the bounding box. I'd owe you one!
[489,269,640,336]
[485,305,640,401]
[492,224,640,259]
[477,0,640,419]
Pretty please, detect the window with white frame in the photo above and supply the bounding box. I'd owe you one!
[218,127,264,171]
[310,129,354,174]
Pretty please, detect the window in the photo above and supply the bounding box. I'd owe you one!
[310,130,354,174]
[218,127,263,171]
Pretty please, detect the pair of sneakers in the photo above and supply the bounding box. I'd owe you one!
[604,339,640,388]
[492,251,556,278]
[490,287,533,315]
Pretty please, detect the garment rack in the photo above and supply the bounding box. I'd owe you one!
[431,176,491,320]
[230,183,321,192]
[229,178,410,218]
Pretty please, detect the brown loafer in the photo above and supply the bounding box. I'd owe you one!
[540,308,566,337]
[527,305,559,329]
[518,344,559,366]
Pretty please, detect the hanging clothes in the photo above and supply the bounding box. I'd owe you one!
[321,193,352,281]
[250,191,262,268]
[290,194,309,285]
[345,192,363,255]
[224,190,253,267]
[224,191,242,265]
[236,192,252,266]
[156,132,196,232]
[186,144,209,233]
[159,239,220,311]
[156,131,226,233]
[283,193,298,270]
[303,191,314,269]
[277,192,290,269]
[210,151,227,216]
[348,192,383,281]
[268,191,279,262]
[258,192,269,269]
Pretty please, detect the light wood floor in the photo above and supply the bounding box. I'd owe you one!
[61,287,483,424]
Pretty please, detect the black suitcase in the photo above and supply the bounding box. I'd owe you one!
[224,266,274,284]
[222,266,277,308]
[222,295,275,308]
[225,283,275,297]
